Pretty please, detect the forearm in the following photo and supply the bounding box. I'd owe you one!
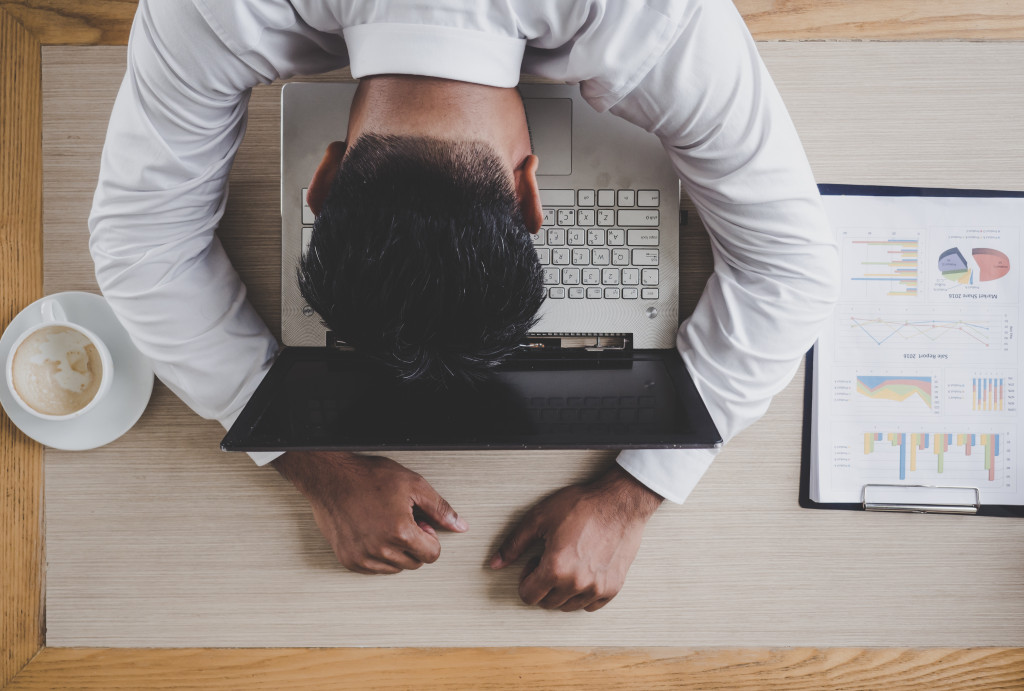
[593,462,664,521]
[603,0,839,504]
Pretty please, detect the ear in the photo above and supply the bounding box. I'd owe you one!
[306,140,347,217]
[513,154,543,234]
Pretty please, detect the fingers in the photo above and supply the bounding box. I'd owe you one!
[346,558,402,575]
[490,511,542,569]
[517,559,553,606]
[379,546,426,572]
[412,482,468,533]
[584,598,612,612]
[516,554,618,612]
[398,522,443,565]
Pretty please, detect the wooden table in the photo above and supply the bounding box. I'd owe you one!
[4,2,1024,688]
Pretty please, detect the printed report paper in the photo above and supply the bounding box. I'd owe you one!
[811,193,1024,505]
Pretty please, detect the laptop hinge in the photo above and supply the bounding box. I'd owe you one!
[520,333,633,353]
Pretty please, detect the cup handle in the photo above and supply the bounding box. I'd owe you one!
[40,298,67,323]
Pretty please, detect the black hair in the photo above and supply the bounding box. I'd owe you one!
[297,133,545,385]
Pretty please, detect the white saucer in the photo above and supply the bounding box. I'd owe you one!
[0,292,154,450]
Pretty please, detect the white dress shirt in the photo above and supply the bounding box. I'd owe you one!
[89,0,840,504]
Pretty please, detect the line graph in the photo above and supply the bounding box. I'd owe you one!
[848,316,990,348]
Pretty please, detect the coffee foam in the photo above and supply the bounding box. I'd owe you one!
[11,325,104,416]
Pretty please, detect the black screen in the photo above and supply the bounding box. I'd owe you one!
[222,348,721,451]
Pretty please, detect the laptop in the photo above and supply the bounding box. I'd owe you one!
[221,82,721,451]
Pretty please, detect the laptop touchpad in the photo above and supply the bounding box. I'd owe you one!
[523,98,572,175]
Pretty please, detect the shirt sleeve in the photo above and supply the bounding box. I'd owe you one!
[88,0,347,465]
[599,0,841,504]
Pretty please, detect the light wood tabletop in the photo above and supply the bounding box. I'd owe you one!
[4,2,1024,689]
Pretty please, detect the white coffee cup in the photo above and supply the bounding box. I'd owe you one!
[5,298,114,420]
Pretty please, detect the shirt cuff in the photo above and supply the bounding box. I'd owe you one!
[343,23,525,88]
[616,447,719,505]
[217,406,284,466]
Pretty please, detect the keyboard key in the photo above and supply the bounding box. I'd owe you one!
[618,209,659,226]
[301,189,314,224]
[632,249,659,266]
[642,268,659,285]
[547,228,564,245]
[301,226,312,257]
[617,189,635,207]
[562,268,581,285]
[612,248,630,266]
[597,189,615,207]
[536,248,551,264]
[621,268,640,285]
[642,288,659,299]
[567,228,585,245]
[587,228,605,245]
[578,209,595,226]
[591,248,610,265]
[571,248,590,265]
[627,228,659,246]
[542,209,556,226]
[586,287,603,299]
[569,286,585,299]
[597,209,615,226]
[606,228,625,246]
[540,189,575,207]
[557,209,575,226]
[637,190,660,207]
[530,231,545,245]
[578,189,595,206]
[602,268,620,285]
[604,287,621,299]
[542,268,560,285]
[582,268,601,285]
[552,248,570,265]
[622,287,639,299]
[549,287,566,298]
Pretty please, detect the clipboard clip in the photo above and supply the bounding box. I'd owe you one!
[862,484,981,515]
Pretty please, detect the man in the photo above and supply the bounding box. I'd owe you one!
[89,0,840,612]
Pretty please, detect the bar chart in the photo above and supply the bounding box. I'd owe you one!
[847,238,919,299]
[863,431,1001,481]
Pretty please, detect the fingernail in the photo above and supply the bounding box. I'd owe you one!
[489,554,504,569]
[454,515,468,531]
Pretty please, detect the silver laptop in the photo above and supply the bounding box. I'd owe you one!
[280,82,680,350]
[220,82,721,452]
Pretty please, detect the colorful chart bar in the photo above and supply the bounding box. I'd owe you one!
[851,240,919,297]
[972,377,1005,411]
[863,432,999,481]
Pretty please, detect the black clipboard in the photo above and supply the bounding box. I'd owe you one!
[800,184,1024,517]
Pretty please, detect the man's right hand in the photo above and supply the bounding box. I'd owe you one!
[272,451,467,574]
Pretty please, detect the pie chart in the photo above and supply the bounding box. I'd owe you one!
[937,247,1010,284]
[973,248,1011,282]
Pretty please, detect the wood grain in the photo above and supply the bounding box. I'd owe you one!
[3,0,1024,45]
[0,0,135,45]
[8,647,1024,690]
[737,0,1024,40]
[0,7,44,689]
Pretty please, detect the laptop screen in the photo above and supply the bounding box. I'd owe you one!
[222,348,721,451]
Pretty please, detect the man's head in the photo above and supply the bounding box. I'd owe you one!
[298,130,545,385]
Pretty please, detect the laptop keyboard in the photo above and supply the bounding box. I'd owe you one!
[536,188,660,300]
[300,187,662,303]
[529,394,659,431]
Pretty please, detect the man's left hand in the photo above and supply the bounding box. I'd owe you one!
[489,464,663,612]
